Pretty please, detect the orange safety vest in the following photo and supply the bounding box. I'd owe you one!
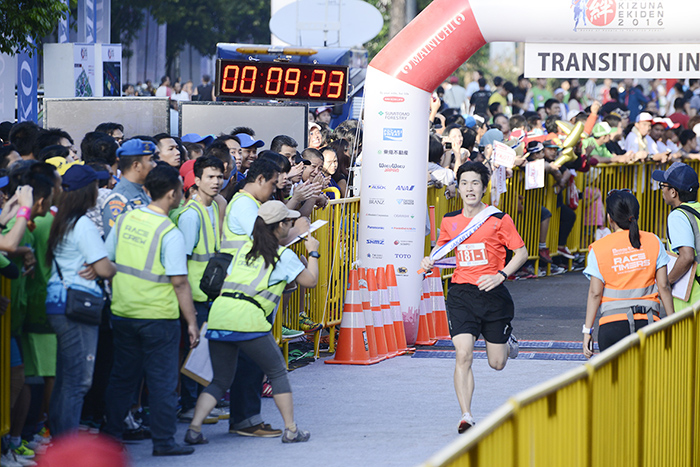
[590,230,661,331]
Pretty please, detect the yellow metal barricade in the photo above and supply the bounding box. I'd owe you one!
[0,277,10,436]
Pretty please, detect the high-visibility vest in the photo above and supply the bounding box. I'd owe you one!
[591,230,661,329]
[220,191,259,257]
[112,208,179,320]
[179,199,220,302]
[208,242,287,333]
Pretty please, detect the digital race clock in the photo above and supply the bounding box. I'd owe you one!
[215,59,349,102]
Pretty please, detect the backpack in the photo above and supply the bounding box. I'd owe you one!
[199,253,233,301]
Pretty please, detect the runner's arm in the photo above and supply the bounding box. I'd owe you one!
[476,245,527,292]
[656,266,674,316]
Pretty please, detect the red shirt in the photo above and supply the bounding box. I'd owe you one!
[669,112,689,129]
[437,208,524,285]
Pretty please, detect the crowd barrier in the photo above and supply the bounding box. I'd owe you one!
[0,278,9,436]
[420,299,699,467]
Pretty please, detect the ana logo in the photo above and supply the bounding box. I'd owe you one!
[367,225,384,231]
[397,199,415,206]
[369,198,385,205]
[383,128,403,142]
[383,96,405,103]
[396,185,415,191]
[394,253,412,259]
[366,239,385,245]
[368,184,386,190]
[397,267,409,275]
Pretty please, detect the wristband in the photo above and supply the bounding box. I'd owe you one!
[497,270,508,280]
[582,324,592,335]
[16,206,31,221]
[309,251,320,259]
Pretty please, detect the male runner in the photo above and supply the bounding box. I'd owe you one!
[421,161,528,434]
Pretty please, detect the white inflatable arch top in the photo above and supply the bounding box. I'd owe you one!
[358,0,697,339]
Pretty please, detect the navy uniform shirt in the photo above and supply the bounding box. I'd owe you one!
[101,178,151,238]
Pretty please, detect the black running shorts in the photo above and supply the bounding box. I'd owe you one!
[445,283,514,344]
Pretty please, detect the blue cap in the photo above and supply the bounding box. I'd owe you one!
[117,138,156,157]
[652,162,699,192]
[464,116,476,128]
[62,165,110,192]
[235,133,264,149]
[181,133,214,146]
[0,176,8,190]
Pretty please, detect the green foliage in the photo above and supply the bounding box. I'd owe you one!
[0,0,69,55]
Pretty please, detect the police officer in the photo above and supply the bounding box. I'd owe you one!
[653,162,700,311]
[102,138,156,237]
[103,164,199,456]
[583,190,674,357]
[177,156,225,421]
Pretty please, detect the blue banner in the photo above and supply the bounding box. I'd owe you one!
[17,38,38,123]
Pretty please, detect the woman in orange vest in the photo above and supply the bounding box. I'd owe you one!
[582,190,674,358]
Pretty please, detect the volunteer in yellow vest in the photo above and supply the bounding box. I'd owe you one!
[653,162,700,311]
[583,190,674,358]
[104,164,200,457]
[177,156,224,421]
[184,200,319,445]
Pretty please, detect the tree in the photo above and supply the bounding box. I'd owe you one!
[0,0,69,55]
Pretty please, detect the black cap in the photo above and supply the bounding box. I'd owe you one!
[62,165,110,192]
[652,162,699,192]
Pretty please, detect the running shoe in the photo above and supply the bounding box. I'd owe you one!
[539,248,553,264]
[557,246,575,259]
[299,312,323,332]
[231,423,282,438]
[281,426,311,443]
[177,408,218,424]
[549,264,566,276]
[507,334,519,359]
[281,326,304,339]
[458,413,476,434]
[10,443,34,459]
[183,429,208,445]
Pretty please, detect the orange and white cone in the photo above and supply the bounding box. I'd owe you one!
[377,267,405,356]
[415,277,437,346]
[428,267,451,340]
[326,270,383,365]
[367,268,396,358]
[385,265,412,352]
[358,268,386,362]
[423,277,438,341]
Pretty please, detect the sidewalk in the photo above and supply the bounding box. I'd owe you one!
[126,355,580,466]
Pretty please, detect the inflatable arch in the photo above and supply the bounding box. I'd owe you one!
[358,0,697,340]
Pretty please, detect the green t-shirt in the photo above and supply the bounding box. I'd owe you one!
[25,213,54,333]
[4,217,35,337]
[582,137,614,160]
[532,87,553,109]
[169,198,186,224]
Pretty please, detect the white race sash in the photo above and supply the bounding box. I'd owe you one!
[430,205,501,261]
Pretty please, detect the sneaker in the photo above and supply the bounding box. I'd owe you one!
[299,312,322,333]
[281,426,311,443]
[507,334,519,359]
[37,427,51,442]
[458,413,476,434]
[557,246,575,259]
[152,443,194,456]
[281,326,304,339]
[184,429,208,445]
[10,443,34,459]
[212,406,229,420]
[123,426,152,440]
[178,408,218,424]
[1,452,22,467]
[232,423,283,438]
[539,248,553,264]
[549,264,566,276]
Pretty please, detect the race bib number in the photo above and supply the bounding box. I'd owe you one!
[457,243,488,267]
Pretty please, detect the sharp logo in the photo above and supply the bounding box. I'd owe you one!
[397,199,415,206]
[396,185,415,191]
[369,198,385,205]
[366,239,385,245]
[394,253,412,259]
[383,128,403,142]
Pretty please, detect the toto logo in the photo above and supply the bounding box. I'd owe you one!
[394,253,412,259]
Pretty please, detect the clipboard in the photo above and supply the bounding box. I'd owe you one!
[284,220,328,247]
[180,322,212,386]
[667,252,697,302]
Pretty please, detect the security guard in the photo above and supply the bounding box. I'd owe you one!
[653,162,700,311]
[583,190,674,357]
[102,138,155,237]
[104,164,199,457]
[177,156,224,421]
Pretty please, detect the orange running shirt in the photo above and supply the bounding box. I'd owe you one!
[436,208,525,285]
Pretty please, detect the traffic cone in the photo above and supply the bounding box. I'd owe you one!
[385,265,412,352]
[428,267,451,340]
[377,267,405,356]
[367,268,396,358]
[358,268,386,361]
[326,270,383,365]
[423,277,438,341]
[415,277,437,346]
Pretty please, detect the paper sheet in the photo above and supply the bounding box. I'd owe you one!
[667,253,697,302]
[284,220,328,247]
[493,141,516,168]
[525,159,545,190]
[181,323,212,386]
